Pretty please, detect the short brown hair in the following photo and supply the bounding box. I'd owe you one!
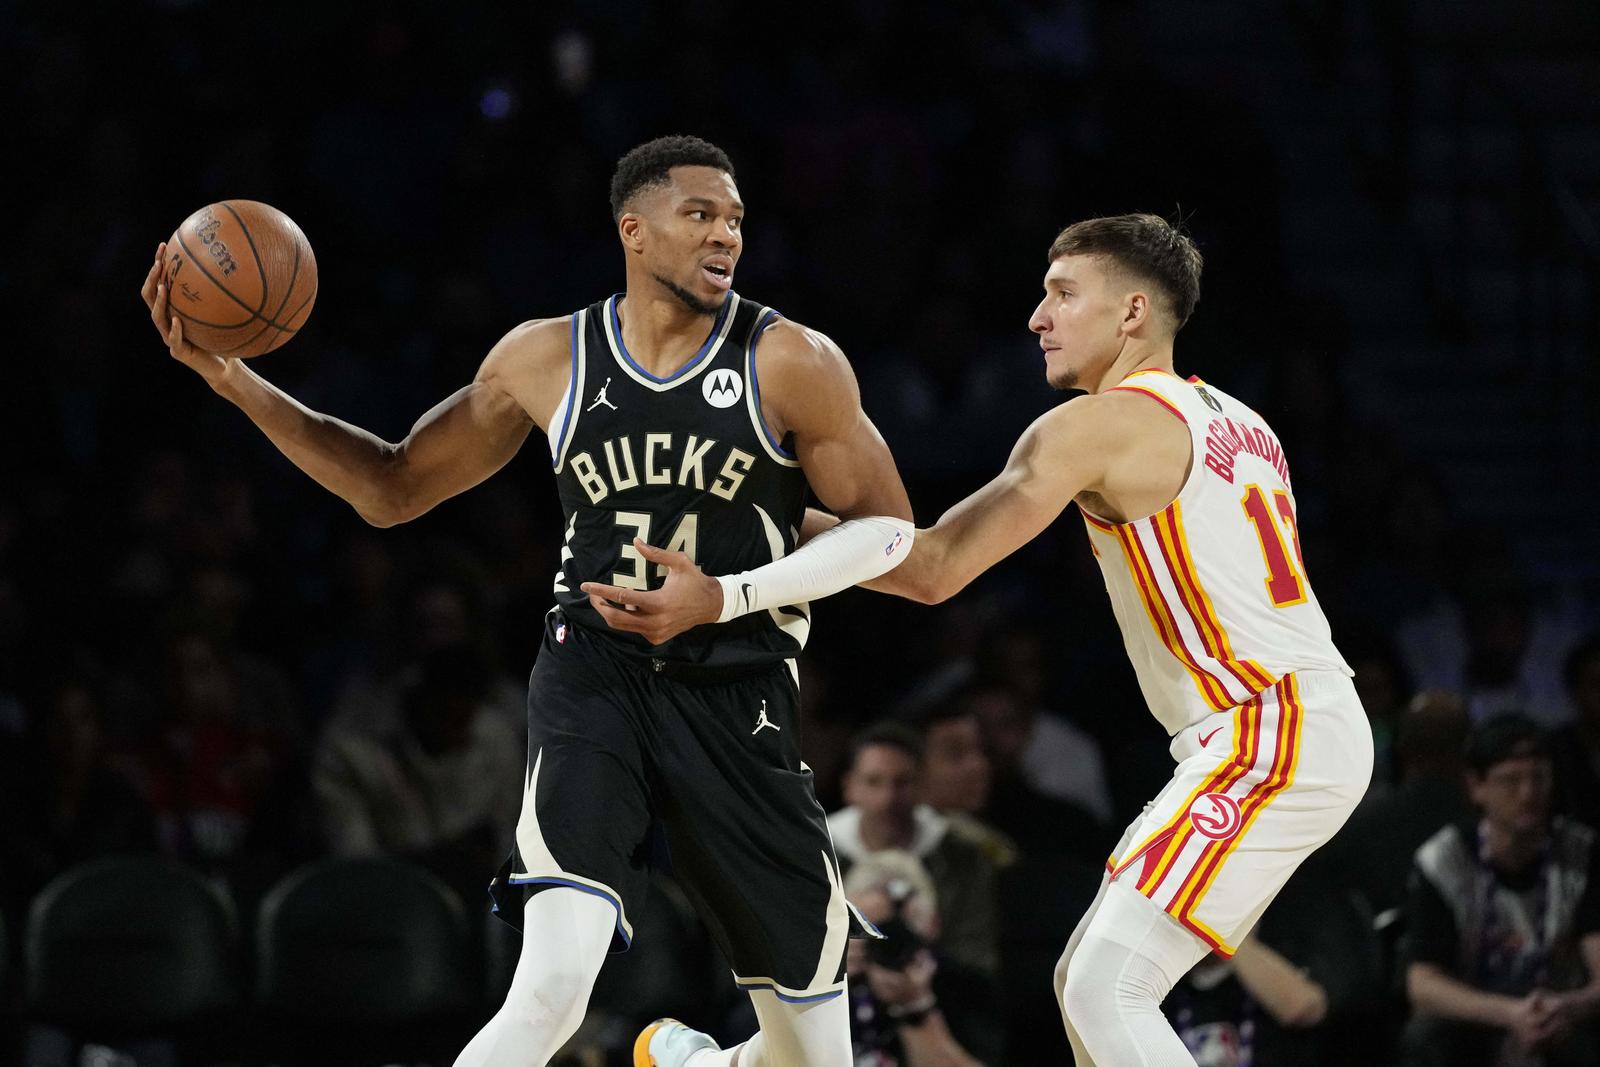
[1048,213,1203,329]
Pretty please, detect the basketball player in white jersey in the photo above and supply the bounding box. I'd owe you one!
[609,213,1374,1063]
[869,213,1374,1064]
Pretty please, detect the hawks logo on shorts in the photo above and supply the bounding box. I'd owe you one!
[1188,793,1242,841]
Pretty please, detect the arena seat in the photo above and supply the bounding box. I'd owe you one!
[24,855,239,1029]
[255,858,475,1062]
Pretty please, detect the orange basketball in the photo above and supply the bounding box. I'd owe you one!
[162,200,317,357]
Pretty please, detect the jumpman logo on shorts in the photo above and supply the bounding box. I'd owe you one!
[752,699,780,735]
[587,377,618,412]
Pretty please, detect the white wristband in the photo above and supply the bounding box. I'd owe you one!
[714,515,914,623]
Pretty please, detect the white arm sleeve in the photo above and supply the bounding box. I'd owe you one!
[713,515,914,623]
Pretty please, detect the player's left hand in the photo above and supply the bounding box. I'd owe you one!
[580,539,724,646]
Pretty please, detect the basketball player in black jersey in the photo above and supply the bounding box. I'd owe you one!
[141,136,915,1067]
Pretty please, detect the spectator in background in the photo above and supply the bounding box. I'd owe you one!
[312,642,521,904]
[1338,690,1474,917]
[829,722,1002,977]
[1553,638,1600,831]
[327,574,524,738]
[1403,714,1600,1067]
[1345,634,1415,796]
[842,850,1003,1067]
[1397,536,1585,728]
[973,626,1114,824]
[912,698,1017,869]
[1164,853,1380,1067]
[118,624,300,876]
[959,683,1110,863]
[0,676,155,921]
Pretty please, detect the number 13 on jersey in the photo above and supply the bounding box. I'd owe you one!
[1241,485,1306,608]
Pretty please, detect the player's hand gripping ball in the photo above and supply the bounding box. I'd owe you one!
[160,201,317,357]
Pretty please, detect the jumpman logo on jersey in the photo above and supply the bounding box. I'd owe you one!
[752,699,780,735]
[586,377,618,412]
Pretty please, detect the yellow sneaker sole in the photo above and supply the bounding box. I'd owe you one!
[632,1018,674,1066]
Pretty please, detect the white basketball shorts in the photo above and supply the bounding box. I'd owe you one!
[1104,669,1373,956]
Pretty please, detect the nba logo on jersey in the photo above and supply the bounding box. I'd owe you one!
[1189,793,1242,840]
[703,368,743,408]
[555,622,568,644]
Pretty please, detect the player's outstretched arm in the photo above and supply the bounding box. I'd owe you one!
[143,243,546,527]
[866,396,1111,604]
[581,323,914,645]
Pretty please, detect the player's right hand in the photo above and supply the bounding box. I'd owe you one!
[142,243,233,388]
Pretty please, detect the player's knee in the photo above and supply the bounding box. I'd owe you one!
[1059,945,1105,1033]
[1060,933,1169,1036]
[500,965,593,1030]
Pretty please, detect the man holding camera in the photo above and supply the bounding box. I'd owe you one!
[828,721,1004,977]
[843,851,1003,1066]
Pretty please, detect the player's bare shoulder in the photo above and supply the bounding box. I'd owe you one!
[1070,386,1192,521]
[748,318,860,440]
[1096,385,1191,457]
[752,318,850,375]
[475,316,574,434]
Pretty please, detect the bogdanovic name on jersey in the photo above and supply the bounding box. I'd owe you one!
[566,432,757,505]
[1201,417,1291,487]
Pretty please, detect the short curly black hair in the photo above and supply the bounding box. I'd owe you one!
[608,135,736,221]
[1048,213,1204,329]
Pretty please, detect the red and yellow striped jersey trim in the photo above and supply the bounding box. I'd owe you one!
[1081,508,1117,533]
[1113,523,1236,710]
[1150,503,1277,694]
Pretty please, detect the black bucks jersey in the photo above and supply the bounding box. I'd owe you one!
[549,293,810,674]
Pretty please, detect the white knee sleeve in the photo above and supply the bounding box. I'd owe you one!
[1056,872,1111,1066]
[453,889,616,1067]
[1059,880,1210,1067]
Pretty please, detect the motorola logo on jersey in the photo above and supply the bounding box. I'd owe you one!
[1189,792,1243,840]
[703,368,744,408]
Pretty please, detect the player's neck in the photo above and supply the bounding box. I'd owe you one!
[1088,340,1175,395]
[616,287,720,378]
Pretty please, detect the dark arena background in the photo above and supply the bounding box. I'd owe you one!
[4,2,1599,1065]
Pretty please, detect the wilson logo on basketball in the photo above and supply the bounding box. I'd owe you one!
[703,368,744,408]
[1189,793,1243,840]
[193,207,239,277]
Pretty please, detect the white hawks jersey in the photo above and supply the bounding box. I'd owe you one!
[1081,369,1351,735]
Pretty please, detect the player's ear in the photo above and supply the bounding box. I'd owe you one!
[618,211,646,254]
[1122,291,1151,334]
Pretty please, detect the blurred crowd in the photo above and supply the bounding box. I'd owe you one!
[4,1,1599,1065]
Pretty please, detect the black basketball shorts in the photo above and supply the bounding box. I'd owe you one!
[488,608,875,1002]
